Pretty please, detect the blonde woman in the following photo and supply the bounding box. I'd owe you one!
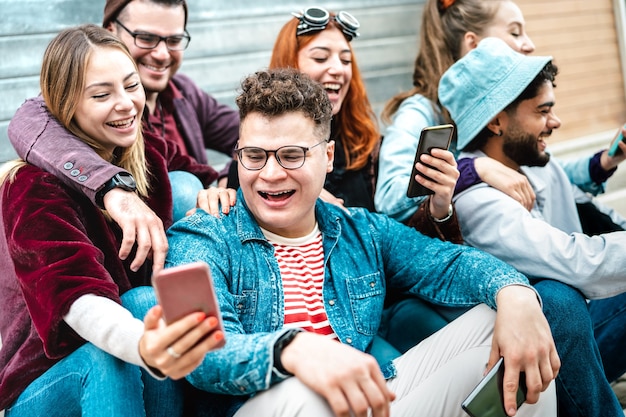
[0,25,223,416]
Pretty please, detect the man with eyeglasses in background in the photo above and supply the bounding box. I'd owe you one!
[8,0,240,272]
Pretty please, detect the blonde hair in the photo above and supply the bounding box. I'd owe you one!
[382,0,502,123]
[36,24,149,196]
[0,160,28,185]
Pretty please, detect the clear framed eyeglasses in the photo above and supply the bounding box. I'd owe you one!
[235,139,328,170]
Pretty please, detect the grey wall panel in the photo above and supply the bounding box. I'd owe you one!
[0,0,425,162]
[0,34,51,79]
[0,78,41,121]
[0,1,101,35]
[0,124,16,162]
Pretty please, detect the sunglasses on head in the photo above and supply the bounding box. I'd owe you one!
[292,7,360,41]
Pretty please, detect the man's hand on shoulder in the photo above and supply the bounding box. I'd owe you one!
[492,285,560,416]
[103,188,168,272]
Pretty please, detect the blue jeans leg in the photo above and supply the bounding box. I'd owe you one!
[121,287,185,417]
[169,171,204,223]
[379,296,467,354]
[532,279,623,417]
[6,343,145,417]
[589,291,626,383]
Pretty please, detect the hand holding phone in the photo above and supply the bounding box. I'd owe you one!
[461,357,527,417]
[152,261,225,348]
[607,124,626,157]
[406,124,455,198]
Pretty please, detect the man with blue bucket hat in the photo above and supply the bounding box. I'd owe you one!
[441,36,626,417]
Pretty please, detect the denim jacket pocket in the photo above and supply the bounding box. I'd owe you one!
[234,290,258,332]
[346,273,385,335]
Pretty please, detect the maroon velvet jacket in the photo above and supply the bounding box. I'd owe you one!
[0,130,216,409]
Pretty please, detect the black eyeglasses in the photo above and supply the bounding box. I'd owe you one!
[114,20,191,51]
[235,139,328,171]
[292,7,360,41]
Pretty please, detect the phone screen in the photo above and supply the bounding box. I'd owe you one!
[406,124,455,198]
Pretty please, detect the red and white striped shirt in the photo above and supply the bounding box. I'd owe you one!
[262,225,337,339]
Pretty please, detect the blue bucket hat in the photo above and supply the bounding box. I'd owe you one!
[439,37,552,150]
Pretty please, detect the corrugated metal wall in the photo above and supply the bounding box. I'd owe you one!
[0,0,424,162]
[1,0,625,162]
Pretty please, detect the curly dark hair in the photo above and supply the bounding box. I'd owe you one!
[236,68,332,140]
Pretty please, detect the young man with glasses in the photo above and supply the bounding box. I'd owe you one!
[164,67,559,417]
[8,0,240,271]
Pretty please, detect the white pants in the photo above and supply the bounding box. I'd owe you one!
[233,304,557,417]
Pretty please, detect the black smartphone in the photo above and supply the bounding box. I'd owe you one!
[461,357,527,417]
[406,124,455,198]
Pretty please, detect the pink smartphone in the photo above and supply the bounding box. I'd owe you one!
[152,261,225,347]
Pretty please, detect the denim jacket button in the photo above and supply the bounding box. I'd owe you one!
[369,281,375,288]
[346,337,353,344]
[328,299,336,306]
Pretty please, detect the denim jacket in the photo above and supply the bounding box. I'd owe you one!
[165,191,532,397]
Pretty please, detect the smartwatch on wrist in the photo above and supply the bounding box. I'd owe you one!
[273,329,302,376]
[95,172,137,209]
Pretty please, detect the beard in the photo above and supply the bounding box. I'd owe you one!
[502,124,551,167]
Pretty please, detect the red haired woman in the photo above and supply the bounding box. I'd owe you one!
[268,8,379,210]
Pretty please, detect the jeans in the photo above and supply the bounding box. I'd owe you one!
[379,296,467,354]
[532,279,623,417]
[380,280,624,417]
[169,171,204,223]
[121,287,185,417]
[5,343,145,417]
[124,286,245,417]
[590,291,626,383]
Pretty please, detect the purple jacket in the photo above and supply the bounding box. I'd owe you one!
[8,73,239,203]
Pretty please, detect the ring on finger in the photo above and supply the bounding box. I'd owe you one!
[167,346,182,359]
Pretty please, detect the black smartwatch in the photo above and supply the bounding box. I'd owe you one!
[95,172,137,209]
[273,329,302,376]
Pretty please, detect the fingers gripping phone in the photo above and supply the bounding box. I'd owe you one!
[152,261,225,347]
[461,357,527,417]
[607,124,626,157]
[406,124,455,198]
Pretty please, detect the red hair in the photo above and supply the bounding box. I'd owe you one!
[269,16,379,171]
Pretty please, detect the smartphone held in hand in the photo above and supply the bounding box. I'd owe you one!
[406,124,455,197]
[607,124,626,157]
[461,357,527,417]
[152,261,225,347]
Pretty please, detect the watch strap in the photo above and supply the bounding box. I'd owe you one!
[95,173,136,209]
[273,329,302,376]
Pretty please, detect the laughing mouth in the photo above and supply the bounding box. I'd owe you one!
[259,190,295,201]
[322,83,341,95]
[107,117,134,129]
[141,62,169,73]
